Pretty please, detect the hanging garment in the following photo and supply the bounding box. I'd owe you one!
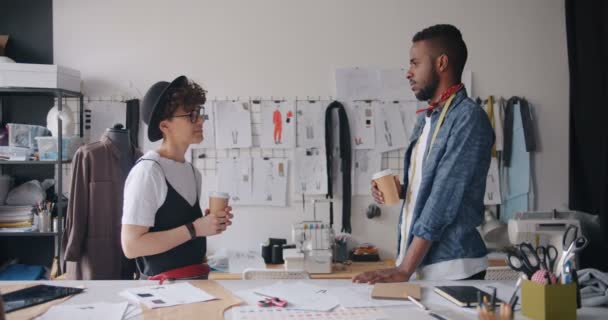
[62,135,141,279]
[500,97,535,221]
[325,101,352,233]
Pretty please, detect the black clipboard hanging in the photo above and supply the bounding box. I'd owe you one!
[324,101,353,233]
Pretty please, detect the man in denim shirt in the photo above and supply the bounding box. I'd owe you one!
[354,25,494,283]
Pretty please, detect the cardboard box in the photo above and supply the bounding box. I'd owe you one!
[0,35,8,56]
[0,63,81,92]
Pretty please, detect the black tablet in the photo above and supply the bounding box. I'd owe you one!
[2,284,84,313]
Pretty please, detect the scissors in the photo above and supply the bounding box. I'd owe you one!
[536,245,558,273]
[507,242,541,279]
[254,292,288,308]
[555,225,589,277]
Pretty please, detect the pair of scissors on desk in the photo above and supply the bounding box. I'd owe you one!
[507,242,541,279]
[254,292,288,308]
[556,225,589,277]
[536,244,558,273]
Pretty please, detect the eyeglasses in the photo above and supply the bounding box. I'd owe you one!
[171,105,205,123]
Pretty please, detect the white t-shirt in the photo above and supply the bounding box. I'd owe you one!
[122,151,202,227]
[396,116,487,280]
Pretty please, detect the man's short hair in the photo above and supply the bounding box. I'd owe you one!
[412,24,468,77]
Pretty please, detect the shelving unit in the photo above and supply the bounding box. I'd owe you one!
[0,87,83,275]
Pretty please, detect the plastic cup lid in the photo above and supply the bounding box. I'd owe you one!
[372,169,395,180]
[208,191,230,199]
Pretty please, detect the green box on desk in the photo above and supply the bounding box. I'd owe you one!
[521,280,577,320]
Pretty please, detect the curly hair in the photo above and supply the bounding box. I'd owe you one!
[159,79,207,121]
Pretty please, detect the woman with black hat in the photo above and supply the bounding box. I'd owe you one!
[121,75,232,280]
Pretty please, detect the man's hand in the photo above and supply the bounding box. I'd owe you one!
[371,176,402,204]
[352,267,410,284]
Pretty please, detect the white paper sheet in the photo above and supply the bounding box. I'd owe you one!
[40,302,129,320]
[88,101,126,142]
[296,100,327,149]
[484,157,502,205]
[252,158,288,207]
[335,67,381,101]
[215,101,252,148]
[375,102,408,152]
[346,101,376,150]
[230,306,388,320]
[228,250,267,274]
[119,282,216,309]
[354,150,382,195]
[217,157,254,206]
[294,148,328,195]
[397,100,420,143]
[253,281,340,312]
[324,285,411,308]
[260,100,296,149]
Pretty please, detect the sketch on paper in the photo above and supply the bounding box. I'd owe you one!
[260,101,295,149]
[354,150,381,195]
[215,101,252,148]
[484,157,502,205]
[296,100,327,149]
[252,158,288,207]
[375,102,408,152]
[346,101,375,150]
[397,100,421,143]
[217,158,253,205]
[294,148,328,195]
[379,68,416,101]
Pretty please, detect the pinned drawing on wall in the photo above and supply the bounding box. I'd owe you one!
[296,100,327,149]
[375,102,408,152]
[354,150,381,195]
[378,68,416,101]
[260,100,295,149]
[217,157,253,205]
[193,100,216,148]
[294,148,328,195]
[346,101,376,150]
[484,157,502,205]
[252,158,288,206]
[215,101,252,149]
[397,100,421,142]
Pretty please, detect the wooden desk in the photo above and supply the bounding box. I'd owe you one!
[208,259,396,280]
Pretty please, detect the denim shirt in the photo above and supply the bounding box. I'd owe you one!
[397,88,494,267]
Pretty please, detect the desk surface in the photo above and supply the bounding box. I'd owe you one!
[209,258,508,280]
[209,260,396,280]
[1,279,604,320]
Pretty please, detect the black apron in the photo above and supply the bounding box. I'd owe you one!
[135,159,206,277]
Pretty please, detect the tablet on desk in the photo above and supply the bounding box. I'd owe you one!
[2,284,84,313]
[434,286,505,308]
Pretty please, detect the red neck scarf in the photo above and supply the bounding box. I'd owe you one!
[416,83,464,114]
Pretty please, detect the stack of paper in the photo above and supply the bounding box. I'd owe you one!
[119,282,216,309]
[40,302,129,320]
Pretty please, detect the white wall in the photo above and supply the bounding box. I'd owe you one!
[53,0,569,258]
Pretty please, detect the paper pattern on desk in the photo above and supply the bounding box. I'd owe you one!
[39,301,128,320]
[251,281,339,312]
[324,285,412,308]
[119,282,216,309]
[230,306,389,320]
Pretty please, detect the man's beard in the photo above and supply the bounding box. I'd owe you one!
[415,67,440,102]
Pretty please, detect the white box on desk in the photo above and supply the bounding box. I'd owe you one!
[0,63,81,92]
[305,250,332,274]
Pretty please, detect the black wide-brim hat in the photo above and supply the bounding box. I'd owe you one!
[142,75,188,142]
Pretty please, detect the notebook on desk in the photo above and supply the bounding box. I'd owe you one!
[434,286,504,308]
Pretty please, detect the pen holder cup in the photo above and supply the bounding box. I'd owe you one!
[521,280,577,320]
